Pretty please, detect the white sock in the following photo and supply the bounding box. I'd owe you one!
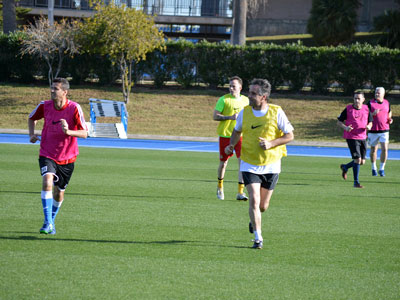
[254,230,263,241]
[372,162,377,171]
[53,199,63,207]
[380,162,386,171]
[41,191,53,199]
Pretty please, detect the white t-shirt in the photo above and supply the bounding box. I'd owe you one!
[235,106,294,174]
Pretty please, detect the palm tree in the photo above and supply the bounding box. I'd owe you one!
[2,0,17,33]
[231,0,268,45]
[373,0,400,48]
[307,0,361,46]
[231,0,247,45]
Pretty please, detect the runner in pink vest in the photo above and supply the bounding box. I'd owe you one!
[28,78,88,234]
[367,87,393,177]
[337,92,372,188]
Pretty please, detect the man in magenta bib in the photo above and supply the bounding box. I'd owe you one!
[337,92,372,188]
[367,87,393,177]
[28,78,88,234]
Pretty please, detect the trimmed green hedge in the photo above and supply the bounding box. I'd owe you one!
[0,31,42,83]
[1,34,399,95]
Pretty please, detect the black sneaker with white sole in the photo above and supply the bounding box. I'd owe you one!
[252,239,263,249]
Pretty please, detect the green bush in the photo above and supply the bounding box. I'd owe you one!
[144,49,173,88]
[167,40,197,88]
[1,34,399,95]
[367,46,400,90]
[195,40,233,88]
[0,32,40,83]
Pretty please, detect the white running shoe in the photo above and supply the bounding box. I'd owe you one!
[217,188,224,200]
[236,193,248,201]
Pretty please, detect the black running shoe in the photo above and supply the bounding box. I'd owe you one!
[340,164,347,180]
[252,239,263,249]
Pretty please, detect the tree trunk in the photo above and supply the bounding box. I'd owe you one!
[2,0,17,33]
[48,0,54,26]
[231,0,247,45]
[47,61,53,89]
[120,58,130,104]
[143,0,149,14]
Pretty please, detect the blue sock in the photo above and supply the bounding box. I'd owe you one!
[353,163,360,184]
[52,200,63,223]
[41,191,53,225]
[345,161,354,170]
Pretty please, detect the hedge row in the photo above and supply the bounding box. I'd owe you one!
[1,33,399,95]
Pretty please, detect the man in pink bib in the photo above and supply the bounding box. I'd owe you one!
[367,87,393,177]
[337,92,373,188]
[28,78,88,234]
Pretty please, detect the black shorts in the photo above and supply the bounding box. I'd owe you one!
[346,139,367,160]
[39,156,74,190]
[242,172,279,190]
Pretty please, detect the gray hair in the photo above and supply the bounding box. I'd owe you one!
[375,87,385,94]
[250,78,271,97]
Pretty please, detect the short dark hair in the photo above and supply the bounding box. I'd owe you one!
[354,91,365,97]
[53,78,70,91]
[229,76,243,86]
[250,78,271,97]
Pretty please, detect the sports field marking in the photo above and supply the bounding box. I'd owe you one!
[1,133,399,160]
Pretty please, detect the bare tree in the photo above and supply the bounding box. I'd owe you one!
[20,17,80,87]
[79,1,165,103]
[2,0,17,33]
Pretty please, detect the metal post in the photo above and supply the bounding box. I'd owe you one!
[121,104,128,133]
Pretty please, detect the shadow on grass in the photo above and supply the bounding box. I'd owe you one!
[139,177,216,183]
[0,235,252,249]
[0,235,192,245]
[71,83,224,97]
[0,190,202,200]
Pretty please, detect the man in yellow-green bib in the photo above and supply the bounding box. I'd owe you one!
[225,78,294,249]
[213,76,249,201]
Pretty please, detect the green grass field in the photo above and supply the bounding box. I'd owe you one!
[1,143,399,299]
[1,83,400,143]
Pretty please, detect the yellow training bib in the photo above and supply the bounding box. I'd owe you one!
[241,105,287,166]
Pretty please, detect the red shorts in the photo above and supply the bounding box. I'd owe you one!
[219,136,242,161]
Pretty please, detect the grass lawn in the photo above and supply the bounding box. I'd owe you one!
[1,143,399,299]
[1,83,400,143]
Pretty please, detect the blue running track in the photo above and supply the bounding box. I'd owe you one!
[1,133,400,160]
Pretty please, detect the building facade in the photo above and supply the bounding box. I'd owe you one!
[246,0,399,36]
[17,0,399,38]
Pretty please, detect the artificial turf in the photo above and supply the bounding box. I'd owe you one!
[0,143,399,299]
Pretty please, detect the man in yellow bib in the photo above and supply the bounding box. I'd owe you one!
[225,78,294,249]
[213,76,249,201]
